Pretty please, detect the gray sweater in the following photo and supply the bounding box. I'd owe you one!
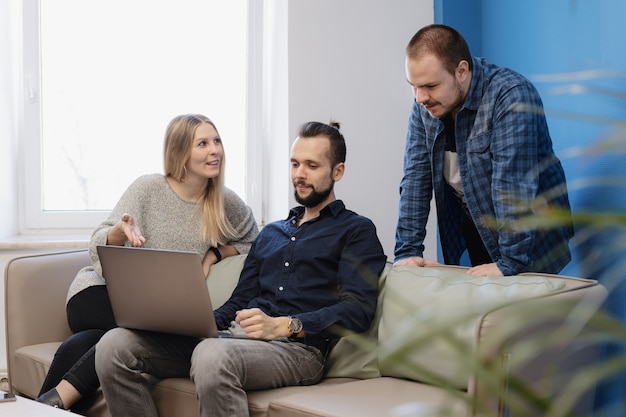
[67,173,258,302]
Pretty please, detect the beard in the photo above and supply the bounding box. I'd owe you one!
[427,80,465,119]
[446,80,466,118]
[294,180,334,208]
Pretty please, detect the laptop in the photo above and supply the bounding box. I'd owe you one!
[97,245,219,338]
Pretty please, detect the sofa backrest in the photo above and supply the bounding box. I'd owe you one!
[325,265,605,393]
[5,249,90,384]
[205,254,247,308]
[377,266,571,389]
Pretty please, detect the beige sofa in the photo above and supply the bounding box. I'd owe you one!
[5,249,607,417]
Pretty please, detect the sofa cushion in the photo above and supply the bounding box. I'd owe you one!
[324,265,390,379]
[266,377,468,417]
[378,266,568,390]
[12,342,61,398]
[205,254,247,308]
[152,375,357,417]
[247,378,356,417]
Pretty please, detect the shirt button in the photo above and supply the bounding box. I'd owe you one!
[291,236,296,241]
[278,286,284,291]
[284,261,290,267]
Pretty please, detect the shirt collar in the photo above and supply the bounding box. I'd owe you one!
[287,200,345,221]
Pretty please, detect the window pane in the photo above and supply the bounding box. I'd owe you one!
[40,0,247,211]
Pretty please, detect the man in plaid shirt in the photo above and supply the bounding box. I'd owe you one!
[394,24,573,276]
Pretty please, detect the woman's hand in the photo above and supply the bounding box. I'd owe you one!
[107,213,146,247]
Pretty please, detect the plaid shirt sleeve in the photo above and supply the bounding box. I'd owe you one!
[394,101,434,262]
[461,63,572,275]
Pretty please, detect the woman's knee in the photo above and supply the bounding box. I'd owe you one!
[55,329,105,362]
[67,286,116,333]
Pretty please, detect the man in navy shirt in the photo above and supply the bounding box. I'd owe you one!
[95,121,387,417]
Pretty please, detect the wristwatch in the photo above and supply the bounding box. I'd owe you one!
[288,316,303,337]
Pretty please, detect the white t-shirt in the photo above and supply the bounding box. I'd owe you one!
[444,151,466,206]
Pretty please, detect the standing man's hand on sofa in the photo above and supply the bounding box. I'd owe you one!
[467,263,503,277]
[393,256,441,268]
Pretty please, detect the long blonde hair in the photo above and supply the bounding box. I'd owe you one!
[163,114,238,246]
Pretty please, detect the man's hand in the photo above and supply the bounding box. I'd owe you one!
[235,308,289,340]
[393,256,441,267]
[467,262,503,276]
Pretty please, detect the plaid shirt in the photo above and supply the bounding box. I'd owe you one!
[395,57,574,275]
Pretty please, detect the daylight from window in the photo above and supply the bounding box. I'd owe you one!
[40,0,247,211]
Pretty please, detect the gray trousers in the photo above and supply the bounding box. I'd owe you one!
[94,327,326,417]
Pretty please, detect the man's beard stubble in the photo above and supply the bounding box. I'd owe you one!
[294,180,334,208]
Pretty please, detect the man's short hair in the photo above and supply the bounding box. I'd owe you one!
[297,121,347,168]
[406,24,473,74]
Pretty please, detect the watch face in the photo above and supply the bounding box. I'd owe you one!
[289,317,303,334]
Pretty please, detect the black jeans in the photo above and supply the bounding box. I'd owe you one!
[39,285,117,411]
[462,212,493,266]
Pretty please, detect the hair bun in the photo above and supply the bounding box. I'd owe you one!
[329,120,341,131]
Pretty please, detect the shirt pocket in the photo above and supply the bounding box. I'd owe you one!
[465,131,493,178]
[466,130,492,154]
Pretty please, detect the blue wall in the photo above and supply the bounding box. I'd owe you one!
[436,1,626,414]
[435,0,626,275]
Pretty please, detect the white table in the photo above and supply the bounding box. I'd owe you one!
[1,393,78,416]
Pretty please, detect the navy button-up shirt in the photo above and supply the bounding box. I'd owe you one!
[214,200,387,344]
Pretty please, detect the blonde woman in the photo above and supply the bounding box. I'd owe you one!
[37,114,258,412]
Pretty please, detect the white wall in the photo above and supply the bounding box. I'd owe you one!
[0,0,436,375]
[286,0,435,261]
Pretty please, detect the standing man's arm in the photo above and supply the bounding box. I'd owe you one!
[480,84,546,275]
[395,101,437,265]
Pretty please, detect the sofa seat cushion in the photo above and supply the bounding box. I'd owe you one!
[266,377,468,417]
[378,266,569,390]
[152,376,355,417]
[14,339,357,417]
[13,342,61,397]
[248,378,357,417]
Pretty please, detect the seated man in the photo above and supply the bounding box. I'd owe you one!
[95,120,387,417]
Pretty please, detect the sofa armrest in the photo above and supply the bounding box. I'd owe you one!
[4,249,90,388]
[471,280,608,417]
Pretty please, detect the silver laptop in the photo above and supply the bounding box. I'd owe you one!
[97,245,219,338]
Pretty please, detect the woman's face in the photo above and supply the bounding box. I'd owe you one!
[185,122,223,181]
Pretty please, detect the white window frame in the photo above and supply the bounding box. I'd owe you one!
[19,0,267,234]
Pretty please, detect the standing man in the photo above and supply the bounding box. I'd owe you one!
[95,121,387,417]
[394,24,574,276]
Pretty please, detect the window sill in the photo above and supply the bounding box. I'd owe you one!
[0,234,89,250]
